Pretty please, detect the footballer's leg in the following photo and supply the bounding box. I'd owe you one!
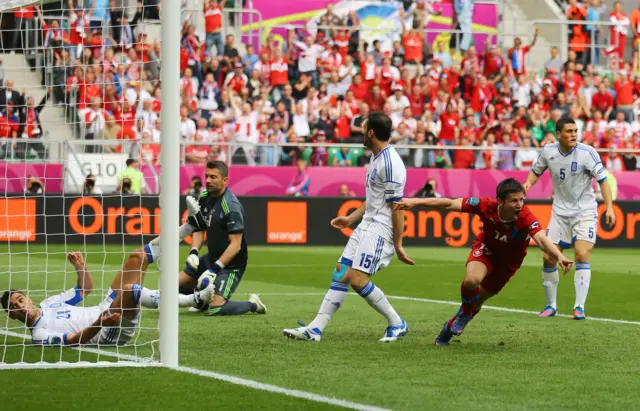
[345,232,406,343]
[346,265,407,343]
[283,229,363,342]
[436,243,491,346]
[570,212,597,320]
[572,240,594,320]
[97,248,152,345]
[204,269,264,316]
[451,260,489,335]
[180,254,218,311]
[538,215,570,317]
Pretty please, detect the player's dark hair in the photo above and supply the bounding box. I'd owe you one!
[496,178,524,200]
[366,112,393,142]
[126,158,136,166]
[555,117,576,133]
[1,290,21,313]
[206,161,228,178]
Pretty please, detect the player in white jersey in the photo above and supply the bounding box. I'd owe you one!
[283,112,415,342]
[524,118,615,320]
[1,249,214,346]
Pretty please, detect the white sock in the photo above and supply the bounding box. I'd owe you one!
[358,282,402,327]
[145,243,161,263]
[139,288,160,309]
[574,263,591,309]
[542,267,559,309]
[307,281,348,332]
[179,294,198,308]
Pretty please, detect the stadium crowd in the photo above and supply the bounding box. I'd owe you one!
[3,0,640,172]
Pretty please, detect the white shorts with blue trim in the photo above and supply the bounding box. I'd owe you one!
[338,227,395,275]
[547,210,598,249]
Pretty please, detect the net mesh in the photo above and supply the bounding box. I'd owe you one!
[0,0,166,366]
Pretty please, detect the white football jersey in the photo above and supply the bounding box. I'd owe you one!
[358,145,406,242]
[30,287,107,345]
[532,142,607,217]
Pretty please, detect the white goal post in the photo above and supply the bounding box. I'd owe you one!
[0,0,180,368]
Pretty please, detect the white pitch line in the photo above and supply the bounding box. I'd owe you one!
[173,366,391,411]
[0,329,391,411]
[241,293,640,326]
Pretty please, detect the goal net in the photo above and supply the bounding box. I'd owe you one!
[0,0,181,368]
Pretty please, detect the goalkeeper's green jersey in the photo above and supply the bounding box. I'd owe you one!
[195,187,248,269]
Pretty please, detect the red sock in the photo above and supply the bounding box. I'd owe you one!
[446,315,456,329]
[460,282,480,315]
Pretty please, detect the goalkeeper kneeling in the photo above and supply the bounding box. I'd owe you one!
[0,249,213,346]
[145,160,266,317]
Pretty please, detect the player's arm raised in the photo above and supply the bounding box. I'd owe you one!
[394,197,463,211]
[67,252,93,297]
[532,230,573,273]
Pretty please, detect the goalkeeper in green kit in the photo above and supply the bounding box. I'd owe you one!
[145,161,267,316]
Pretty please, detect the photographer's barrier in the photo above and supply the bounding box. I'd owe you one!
[171,166,640,200]
[1,196,638,248]
[3,163,640,200]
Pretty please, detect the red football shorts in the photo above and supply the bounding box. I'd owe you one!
[466,240,523,295]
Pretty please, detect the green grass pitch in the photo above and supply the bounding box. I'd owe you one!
[0,244,639,410]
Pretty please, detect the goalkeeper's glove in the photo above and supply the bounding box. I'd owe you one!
[185,248,200,272]
[186,196,207,231]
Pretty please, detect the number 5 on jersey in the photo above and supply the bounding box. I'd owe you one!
[560,168,565,180]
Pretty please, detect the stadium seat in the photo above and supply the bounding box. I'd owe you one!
[301,147,312,162]
[328,147,341,166]
[349,148,364,165]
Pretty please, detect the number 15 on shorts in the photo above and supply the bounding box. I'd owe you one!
[359,253,373,269]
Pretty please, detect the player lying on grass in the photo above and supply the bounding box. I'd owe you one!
[523,117,616,320]
[283,112,415,343]
[146,160,266,317]
[395,178,574,346]
[0,250,214,346]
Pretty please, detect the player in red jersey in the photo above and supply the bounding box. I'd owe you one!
[395,178,573,346]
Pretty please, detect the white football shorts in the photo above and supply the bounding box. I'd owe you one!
[547,210,598,248]
[338,226,395,275]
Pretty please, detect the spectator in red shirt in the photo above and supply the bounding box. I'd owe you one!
[591,82,614,120]
[470,75,495,114]
[507,28,538,76]
[454,136,476,169]
[185,132,211,164]
[440,101,460,150]
[204,0,224,56]
[365,84,387,112]
[614,73,635,122]
[333,106,352,141]
[399,8,425,68]
[482,43,506,80]
[348,73,369,102]
[409,84,425,118]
